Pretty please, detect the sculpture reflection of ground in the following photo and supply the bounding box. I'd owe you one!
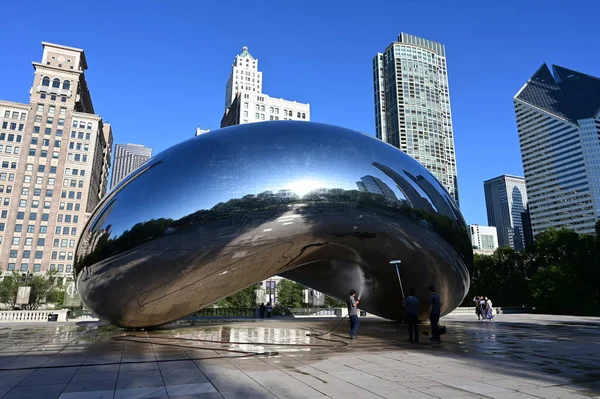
[0,315,598,398]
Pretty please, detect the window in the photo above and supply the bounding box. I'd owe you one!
[69,240,75,248]
[33,188,41,196]
[20,263,29,272]
[37,104,44,112]
[25,237,33,246]
[33,126,40,134]
[48,106,55,115]
[29,212,37,220]
[62,227,69,235]
[44,201,51,209]
[50,263,56,270]
[261,105,265,112]
[33,264,41,272]
[19,199,26,207]
[26,164,33,172]
[39,226,47,234]
[37,238,45,246]
[31,200,39,208]
[42,213,49,221]
[256,104,260,111]
[46,189,53,197]
[44,128,51,135]
[12,237,20,245]
[54,140,61,147]
[7,263,15,271]
[52,78,60,88]
[35,251,43,259]
[58,264,64,272]
[27,225,34,233]
[16,212,24,220]
[71,227,77,235]
[62,80,70,90]
[72,121,78,128]
[86,123,92,129]
[36,176,43,184]
[48,178,55,186]
[0,223,3,231]
[66,265,72,273]
[42,77,50,86]
[23,250,31,258]
[9,250,17,258]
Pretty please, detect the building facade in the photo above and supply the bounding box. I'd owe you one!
[110,144,152,189]
[514,64,600,235]
[195,127,210,136]
[0,42,112,279]
[484,175,529,250]
[373,33,459,205]
[221,47,310,127]
[469,224,499,254]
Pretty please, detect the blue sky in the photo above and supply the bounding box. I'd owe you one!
[1,0,598,225]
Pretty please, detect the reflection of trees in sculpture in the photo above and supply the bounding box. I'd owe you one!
[76,183,471,273]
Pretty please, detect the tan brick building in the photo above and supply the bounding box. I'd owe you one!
[0,42,112,281]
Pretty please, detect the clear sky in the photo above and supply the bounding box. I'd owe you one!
[1,0,598,225]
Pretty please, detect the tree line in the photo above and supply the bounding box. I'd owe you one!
[465,224,600,315]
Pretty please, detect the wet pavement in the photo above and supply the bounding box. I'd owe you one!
[0,314,599,398]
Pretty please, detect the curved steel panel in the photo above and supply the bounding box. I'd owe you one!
[75,122,472,328]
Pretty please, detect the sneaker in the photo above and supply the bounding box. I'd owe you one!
[351,335,357,340]
[406,338,413,343]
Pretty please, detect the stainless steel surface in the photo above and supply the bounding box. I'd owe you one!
[75,121,472,328]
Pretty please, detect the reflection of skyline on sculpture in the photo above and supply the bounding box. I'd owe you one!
[75,122,471,328]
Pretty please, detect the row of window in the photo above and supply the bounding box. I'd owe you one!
[56,214,79,223]
[33,126,63,136]
[29,149,61,159]
[1,162,17,169]
[1,122,24,131]
[41,77,71,90]
[71,131,92,140]
[40,93,67,103]
[24,176,55,185]
[0,145,20,154]
[0,224,48,234]
[25,164,59,174]
[0,133,23,142]
[53,239,76,248]
[67,153,89,162]
[33,116,65,126]
[68,142,89,151]
[21,187,54,196]
[65,168,85,177]
[72,120,93,130]
[3,111,27,120]
[17,199,52,209]
[9,250,43,259]
[60,190,83,200]
[6,263,73,273]
[55,226,78,235]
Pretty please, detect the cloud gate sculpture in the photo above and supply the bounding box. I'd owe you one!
[75,122,472,328]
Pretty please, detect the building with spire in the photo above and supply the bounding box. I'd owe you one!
[514,64,600,235]
[220,46,310,127]
[373,33,459,205]
[0,42,112,279]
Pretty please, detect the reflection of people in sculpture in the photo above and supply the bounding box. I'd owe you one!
[266,302,272,318]
[259,303,266,319]
[347,289,360,339]
[428,286,441,342]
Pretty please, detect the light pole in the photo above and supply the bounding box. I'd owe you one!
[389,260,405,298]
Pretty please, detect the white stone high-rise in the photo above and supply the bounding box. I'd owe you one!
[221,47,310,127]
[110,144,152,189]
[373,33,459,205]
[514,64,600,235]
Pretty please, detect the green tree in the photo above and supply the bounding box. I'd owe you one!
[276,279,304,308]
[0,271,64,310]
[0,271,20,309]
[213,283,259,308]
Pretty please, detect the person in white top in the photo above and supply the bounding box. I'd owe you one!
[484,296,494,320]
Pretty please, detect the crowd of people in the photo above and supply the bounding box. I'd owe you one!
[473,295,494,320]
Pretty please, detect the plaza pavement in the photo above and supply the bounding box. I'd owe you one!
[0,314,599,399]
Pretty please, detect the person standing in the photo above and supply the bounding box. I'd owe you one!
[266,302,272,318]
[480,297,488,320]
[428,286,441,342]
[484,296,494,321]
[404,289,419,343]
[259,303,266,319]
[347,289,360,339]
[473,296,482,320]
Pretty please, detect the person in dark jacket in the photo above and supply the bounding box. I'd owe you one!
[259,303,266,319]
[428,286,441,342]
[404,289,419,343]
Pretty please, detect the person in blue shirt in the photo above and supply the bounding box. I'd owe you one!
[428,286,441,342]
[404,289,419,343]
[347,289,360,339]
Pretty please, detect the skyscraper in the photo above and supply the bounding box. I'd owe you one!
[373,33,459,204]
[469,224,499,254]
[514,64,600,235]
[220,47,310,127]
[0,42,112,278]
[484,175,528,250]
[110,144,152,188]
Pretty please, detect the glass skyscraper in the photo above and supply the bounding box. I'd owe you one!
[373,33,459,205]
[484,175,529,250]
[514,64,600,235]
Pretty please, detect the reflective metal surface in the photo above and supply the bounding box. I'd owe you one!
[75,122,472,328]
